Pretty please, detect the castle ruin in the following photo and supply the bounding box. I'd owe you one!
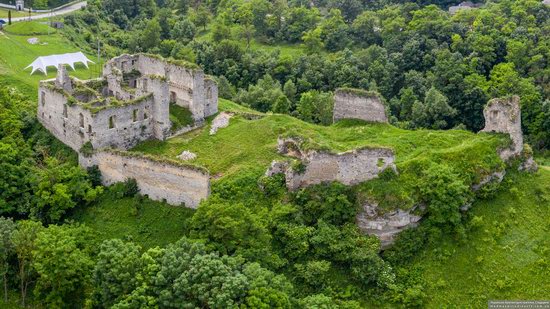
[481,96,523,161]
[333,88,388,124]
[38,53,218,152]
[38,54,218,208]
[266,137,397,190]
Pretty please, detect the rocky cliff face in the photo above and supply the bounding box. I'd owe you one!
[356,201,423,248]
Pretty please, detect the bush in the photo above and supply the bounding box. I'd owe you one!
[123,179,139,197]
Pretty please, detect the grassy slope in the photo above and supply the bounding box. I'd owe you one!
[0,25,101,99]
[0,8,32,18]
[3,20,52,35]
[134,99,505,184]
[71,189,195,249]
[411,168,550,307]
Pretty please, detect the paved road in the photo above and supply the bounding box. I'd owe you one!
[8,1,87,22]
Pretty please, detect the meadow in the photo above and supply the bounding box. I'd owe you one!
[414,169,550,306]
[0,21,102,98]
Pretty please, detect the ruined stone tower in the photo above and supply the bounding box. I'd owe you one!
[481,96,523,161]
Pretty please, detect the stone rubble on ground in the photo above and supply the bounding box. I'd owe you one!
[177,150,197,161]
[210,112,233,135]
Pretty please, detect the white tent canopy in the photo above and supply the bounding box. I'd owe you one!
[25,52,94,75]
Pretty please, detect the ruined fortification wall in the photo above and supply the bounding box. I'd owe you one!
[333,88,388,123]
[286,148,397,190]
[268,138,397,190]
[38,84,94,151]
[80,151,210,208]
[481,96,523,161]
[204,78,219,117]
[90,96,156,150]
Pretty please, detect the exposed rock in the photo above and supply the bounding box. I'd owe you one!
[356,201,422,249]
[177,150,197,161]
[27,37,39,45]
[471,170,506,191]
[519,156,538,172]
[265,161,288,177]
[333,88,388,124]
[210,112,233,135]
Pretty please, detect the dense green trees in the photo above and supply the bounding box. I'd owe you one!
[64,0,549,148]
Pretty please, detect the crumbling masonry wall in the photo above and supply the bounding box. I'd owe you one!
[104,54,218,122]
[333,88,388,123]
[80,151,210,208]
[267,138,397,190]
[481,96,523,161]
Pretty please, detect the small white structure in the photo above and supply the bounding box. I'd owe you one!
[25,52,94,75]
[16,0,24,11]
[27,38,39,45]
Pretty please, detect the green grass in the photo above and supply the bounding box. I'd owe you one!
[71,189,195,249]
[134,99,505,182]
[0,8,32,18]
[409,169,550,307]
[3,21,53,35]
[169,103,194,131]
[0,30,102,99]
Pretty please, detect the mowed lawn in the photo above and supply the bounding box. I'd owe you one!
[0,22,101,98]
[0,8,32,18]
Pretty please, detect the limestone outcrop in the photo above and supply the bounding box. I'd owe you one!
[210,112,233,135]
[333,88,388,123]
[267,137,397,190]
[356,201,423,248]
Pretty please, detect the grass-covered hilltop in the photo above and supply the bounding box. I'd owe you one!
[0,0,549,308]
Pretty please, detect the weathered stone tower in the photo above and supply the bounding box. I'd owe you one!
[481,96,523,161]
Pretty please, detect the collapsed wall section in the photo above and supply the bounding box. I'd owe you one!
[80,151,210,208]
[333,88,388,123]
[267,137,397,190]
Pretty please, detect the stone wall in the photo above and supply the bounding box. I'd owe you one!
[204,78,219,117]
[267,137,397,190]
[481,96,523,161]
[104,54,218,122]
[38,84,94,151]
[90,96,156,150]
[333,88,388,123]
[80,151,210,208]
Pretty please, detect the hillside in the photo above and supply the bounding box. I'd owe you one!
[411,168,550,306]
[0,0,549,307]
[0,22,100,97]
